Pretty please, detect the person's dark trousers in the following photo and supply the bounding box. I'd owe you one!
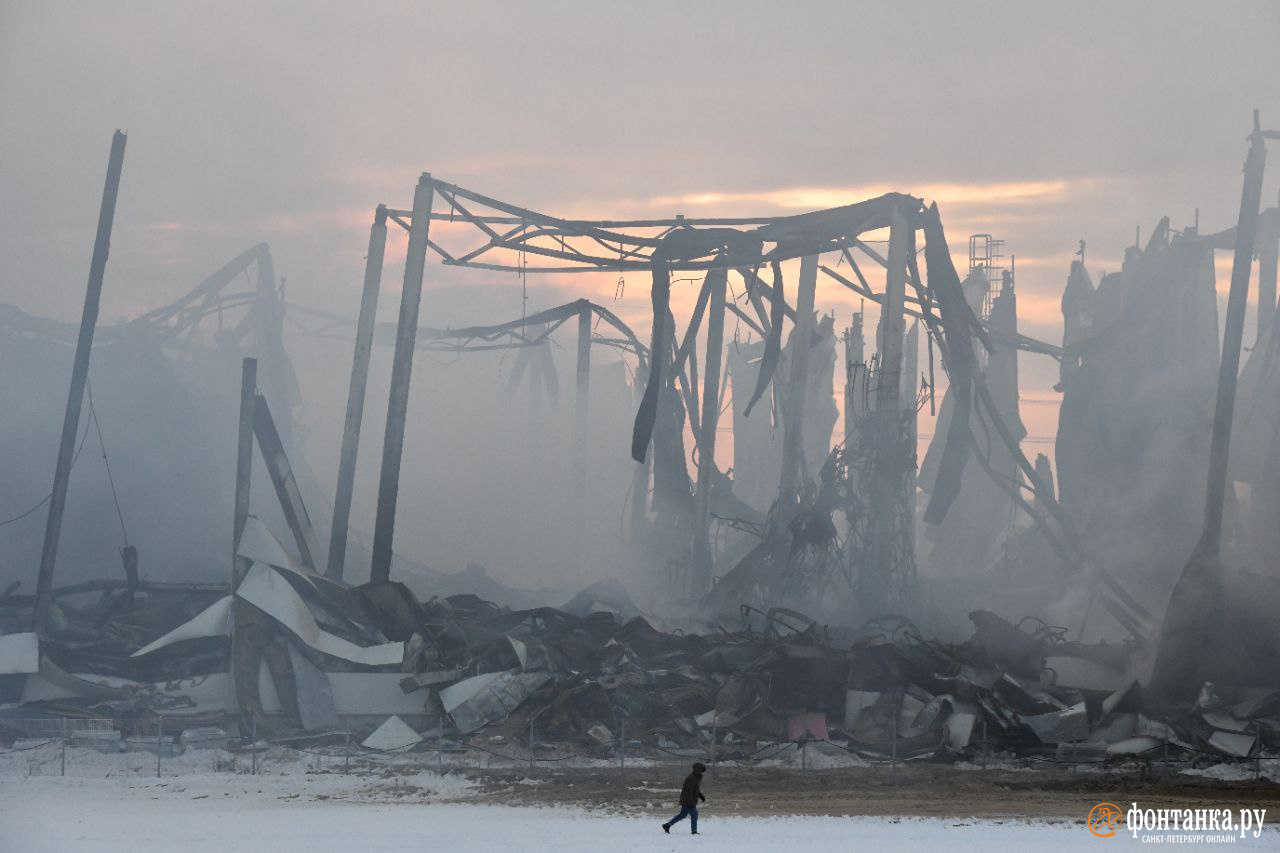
[666,805,698,833]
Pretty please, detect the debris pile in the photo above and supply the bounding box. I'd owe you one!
[4,547,1276,764]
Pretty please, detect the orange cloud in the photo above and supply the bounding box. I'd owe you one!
[648,179,1083,214]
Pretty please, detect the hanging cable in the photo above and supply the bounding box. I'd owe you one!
[87,380,130,547]
[0,411,93,528]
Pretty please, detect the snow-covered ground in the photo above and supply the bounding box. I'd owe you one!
[1,771,1274,853]
[2,744,1276,851]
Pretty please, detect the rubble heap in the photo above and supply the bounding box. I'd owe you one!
[3,544,1276,763]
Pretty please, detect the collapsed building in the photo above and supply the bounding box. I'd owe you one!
[1054,222,1220,604]
[3,122,1280,765]
[919,249,1026,581]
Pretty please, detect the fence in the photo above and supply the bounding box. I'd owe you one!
[0,716,1272,781]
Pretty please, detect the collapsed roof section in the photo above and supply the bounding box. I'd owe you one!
[395,180,922,274]
[345,176,1147,632]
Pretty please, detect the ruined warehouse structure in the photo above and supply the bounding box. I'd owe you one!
[4,122,1280,764]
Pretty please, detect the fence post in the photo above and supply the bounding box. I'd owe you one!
[890,711,898,782]
[711,720,717,771]
[61,718,67,777]
[529,719,535,773]
[801,736,807,771]
[619,719,625,770]
[345,731,351,774]
[251,718,258,775]
[156,716,162,777]
[437,740,443,774]
[981,721,988,769]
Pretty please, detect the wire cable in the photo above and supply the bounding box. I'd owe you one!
[0,413,93,528]
[87,380,129,547]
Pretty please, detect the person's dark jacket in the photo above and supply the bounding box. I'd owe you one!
[679,765,707,807]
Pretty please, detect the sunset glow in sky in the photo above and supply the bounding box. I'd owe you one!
[3,0,1278,466]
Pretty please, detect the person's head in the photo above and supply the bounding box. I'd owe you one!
[691,762,706,774]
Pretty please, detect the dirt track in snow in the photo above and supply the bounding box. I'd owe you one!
[465,763,1280,822]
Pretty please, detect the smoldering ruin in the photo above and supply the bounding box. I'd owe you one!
[3,113,1280,777]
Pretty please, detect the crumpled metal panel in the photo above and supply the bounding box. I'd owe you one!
[237,562,403,667]
[440,670,551,734]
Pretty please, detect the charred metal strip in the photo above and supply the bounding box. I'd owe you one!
[253,394,319,570]
[738,267,797,322]
[920,204,977,526]
[737,267,772,334]
[742,261,786,418]
[726,302,765,337]
[820,265,929,317]
[681,322,701,440]
[690,266,729,592]
[631,259,671,462]
[672,275,714,376]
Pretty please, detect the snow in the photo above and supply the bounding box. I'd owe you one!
[1181,759,1279,781]
[2,744,1277,851]
[0,769,1274,852]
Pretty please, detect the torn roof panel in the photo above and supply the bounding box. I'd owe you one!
[131,596,232,657]
[236,562,403,667]
[236,516,299,572]
[0,632,39,675]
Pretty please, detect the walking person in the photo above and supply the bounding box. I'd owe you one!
[662,762,707,835]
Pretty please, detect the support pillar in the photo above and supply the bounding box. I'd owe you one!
[33,130,127,634]
[327,205,388,580]
[1257,209,1279,343]
[777,256,818,508]
[232,358,258,588]
[627,361,651,546]
[865,208,912,613]
[1201,120,1266,558]
[690,267,728,592]
[371,175,434,584]
[1151,114,1267,702]
[573,300,592,567]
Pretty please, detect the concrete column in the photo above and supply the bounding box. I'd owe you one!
[777,256,818,508]
[690,267,728,592]
[573,300,592,567]
[232,358,258,588]
[326,205,388,580]
[33,130,127,633]
[865,208,912,612]
[1256,210,1278,343]
[370,175,434,584]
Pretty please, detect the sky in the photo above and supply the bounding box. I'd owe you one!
[2,0,1279,511]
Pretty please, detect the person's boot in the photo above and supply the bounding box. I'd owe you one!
[661,823,670,834]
